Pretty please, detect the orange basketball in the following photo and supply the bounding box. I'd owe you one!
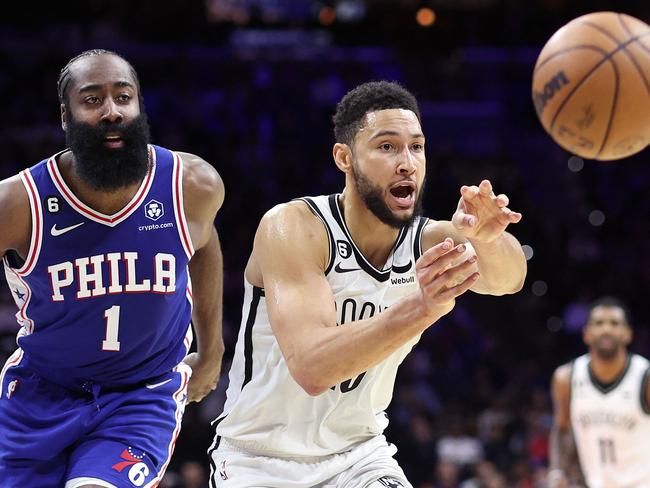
[532,12,650,160]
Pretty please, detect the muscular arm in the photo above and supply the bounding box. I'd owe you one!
[255,202,477,396]
[422,220,526,295]
[0,175,31,259]
[644,367,650,414]
[179,152,225,403]
[549,363,582,488]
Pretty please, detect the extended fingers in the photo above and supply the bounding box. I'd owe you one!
[452,211,477,230]
[416,238,454,269]
[421,267,479,301]
[461,180,492,199]
[503,208,522,223]
[478,179,493,195]
[417,243,475,287]
[496,193,509,207]
[460,185,479,200]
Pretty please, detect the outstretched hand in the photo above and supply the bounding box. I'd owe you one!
[415,238,479,322]
[183,352,221,403]
[451,179,522,243]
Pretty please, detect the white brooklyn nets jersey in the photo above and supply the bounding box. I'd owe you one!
[570,353,650,488]
[214,194,429,458]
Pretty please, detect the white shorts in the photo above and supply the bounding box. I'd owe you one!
[208,435,412,488]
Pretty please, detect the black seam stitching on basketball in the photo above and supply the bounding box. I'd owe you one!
[586,16,650,95]
[595,54,620,158]
[579,19,650,97]
[580,20,624,45]
[617,14,650,94]
[549,35,641,132]
[533,45,608,75]
[549,55,614,131]
[575,21,624,158]
[617,13,650,56]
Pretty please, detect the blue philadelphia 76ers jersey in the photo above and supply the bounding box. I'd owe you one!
[3,145,195,387]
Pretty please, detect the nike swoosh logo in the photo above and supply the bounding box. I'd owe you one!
[50,222,85,236]
[392,260,413,274]
[334,263,360,273]
[145,378,173,389]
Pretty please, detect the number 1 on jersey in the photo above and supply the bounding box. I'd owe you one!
[102,305,121,352]
[599,437,616,464]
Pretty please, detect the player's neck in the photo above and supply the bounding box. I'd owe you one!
[338,191,401,269]
[589,350,629,383]
[58,151,146,215]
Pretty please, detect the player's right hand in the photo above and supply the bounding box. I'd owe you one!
[415,237,479,321]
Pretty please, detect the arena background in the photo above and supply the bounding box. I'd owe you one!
[1,1,649,486]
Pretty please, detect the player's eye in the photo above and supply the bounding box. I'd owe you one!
[379,143,393,151]
[84,96,100,104]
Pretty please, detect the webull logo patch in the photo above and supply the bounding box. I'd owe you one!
[390,275,415,286]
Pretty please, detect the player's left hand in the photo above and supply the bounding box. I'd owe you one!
[183,352,221,403]
[451,179,522,243]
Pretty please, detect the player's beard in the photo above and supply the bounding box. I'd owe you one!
[592,336,623,361]
[351,161,424,229]
[65,112,151,191]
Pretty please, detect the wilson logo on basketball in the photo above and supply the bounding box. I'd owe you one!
[533,70,569,116]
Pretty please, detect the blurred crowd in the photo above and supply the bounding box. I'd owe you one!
[2,1,650,486]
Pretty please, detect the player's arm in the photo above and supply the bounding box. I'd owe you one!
[256,201,478,396]
[423,179,526,295]
[178,152,225,403]
[641,368,650,413]
[0,175,31,260]
[422,220,525,295]
[549,363,580,488]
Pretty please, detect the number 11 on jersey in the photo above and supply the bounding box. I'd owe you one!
[102,305,121,352]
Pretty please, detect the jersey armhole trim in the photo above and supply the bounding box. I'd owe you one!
[640,364,650,415]
[172,152,195,260]
[298,197,335,275]
[568,358,576,408]
[413,217,429,262]
[15,169,43,276]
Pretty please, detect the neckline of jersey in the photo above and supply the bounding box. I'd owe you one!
[47,145,156,227]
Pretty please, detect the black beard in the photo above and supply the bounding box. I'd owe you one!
[351,163,424,229]
[592,342,623,361]
[65,113,151,191]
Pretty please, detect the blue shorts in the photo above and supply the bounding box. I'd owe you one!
[0,348,192,488]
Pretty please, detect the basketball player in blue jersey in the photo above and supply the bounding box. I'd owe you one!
[208,81,526,487]
[0,50,225,487]
[549,297,650,488]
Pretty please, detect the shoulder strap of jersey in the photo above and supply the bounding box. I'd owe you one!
[296,196,335,275]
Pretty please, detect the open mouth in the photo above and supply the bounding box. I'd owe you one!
[104,134,124,148]
[389,182,416,208]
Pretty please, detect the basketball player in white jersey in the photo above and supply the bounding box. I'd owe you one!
[549,297,650,488]
[208,81,527,488]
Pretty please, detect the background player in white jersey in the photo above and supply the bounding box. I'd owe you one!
[209,81,527,487]
[0,50,225,487]
[549,297,650,488]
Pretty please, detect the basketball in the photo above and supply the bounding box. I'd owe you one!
[532,12,650,160]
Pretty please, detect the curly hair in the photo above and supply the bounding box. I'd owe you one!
[332,81,421,147]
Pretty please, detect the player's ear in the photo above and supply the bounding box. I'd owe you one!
[333,143,353,174]
[60,104,67,131]
[624,324,633,346]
